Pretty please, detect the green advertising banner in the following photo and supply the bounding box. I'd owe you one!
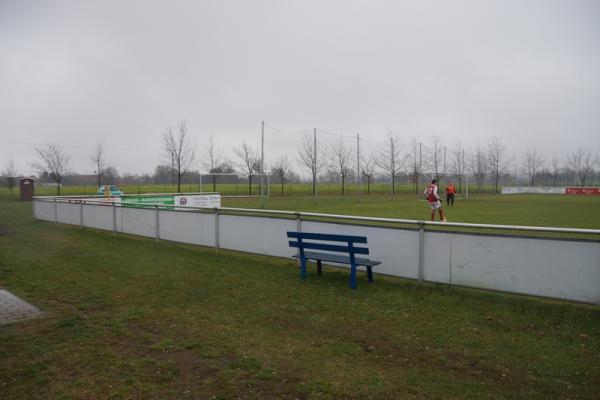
[121,195,175,208]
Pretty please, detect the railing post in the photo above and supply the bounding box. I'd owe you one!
[112,201,116,235]
[54,198,57,224]
[79,200,84,229]
[214,208,220,249]
[155,204,159,242]
[295,212,302,267]
[418,222,425,283]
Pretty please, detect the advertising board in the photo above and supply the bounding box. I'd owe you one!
[174,194,221,209]
[566,187,600,195]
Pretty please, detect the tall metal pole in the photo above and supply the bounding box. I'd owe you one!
[419,142,422,185]
[313,128,317,199]
[443,146,447,175]
[356,133,360,197]
[260,120,265,208]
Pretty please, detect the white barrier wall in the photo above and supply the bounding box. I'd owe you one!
[33,199,600,304]
[501,187,566,194]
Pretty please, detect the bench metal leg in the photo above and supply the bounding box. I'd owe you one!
[300,258,307,280]
[350,262,357,289]
[317,260,322,275]
[367,266,374,283]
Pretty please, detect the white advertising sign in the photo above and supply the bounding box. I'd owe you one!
[174,194,221,209]
[501,187,566,195]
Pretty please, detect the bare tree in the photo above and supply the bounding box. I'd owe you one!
[425,135,444,181]
[271,155,292,195]
[329,139,354,195]
[451,143,467,193]
[90,142,106,188]
[201,134,225,192]
[297,131,325,196]
[32,144,69,195]
[567,148,594,187]
[406,138,421,194]
[2,158,18,195]
[550,155,561,187]
[361,153,377,195]
[162,121,196,193]
[487,136,511,193]
[524,149,545,186]
[470,146,488,193]
[376,132,404,198]
[234,141,259,195]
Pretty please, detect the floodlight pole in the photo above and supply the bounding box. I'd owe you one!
[356,133,360,198]
[313,128,317,199]
[261,120,265,208]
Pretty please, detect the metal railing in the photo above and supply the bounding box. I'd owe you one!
[33,196,600,237]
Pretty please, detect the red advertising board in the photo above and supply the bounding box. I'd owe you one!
[565,187,600,195]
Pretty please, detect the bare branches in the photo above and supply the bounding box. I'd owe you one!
[162,121,196,192]
[469,146,488,193]
[425,135,444,181]
[90,142,106,187]
[329,139,354,195]
[1,158,18,195]
[32,144,69,195]
[360,152,377,195]
[376,132,404,197]
[524,149,544,186]
[297,131,325,196]
[234,141,260,195]
[567,148,594,187]
[487,136,511,193]
[271,155,292,195]
[202,134,225,191]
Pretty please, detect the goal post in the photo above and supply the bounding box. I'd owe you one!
[199,172,270,197]
[418,171,469,199]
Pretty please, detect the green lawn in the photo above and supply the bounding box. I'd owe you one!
[0,195,599,399]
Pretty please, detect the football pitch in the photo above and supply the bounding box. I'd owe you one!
[0,194,599,399]
[13,183,600,230]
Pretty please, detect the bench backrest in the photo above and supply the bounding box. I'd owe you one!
[286,231,370,257]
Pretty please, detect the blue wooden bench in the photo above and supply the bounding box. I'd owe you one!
[286,231,381,289]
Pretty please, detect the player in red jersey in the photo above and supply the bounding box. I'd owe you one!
[423,179,447,222]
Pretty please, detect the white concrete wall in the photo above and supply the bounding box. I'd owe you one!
[33,199,600,304]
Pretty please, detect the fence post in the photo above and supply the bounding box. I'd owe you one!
[296,212,302,267]
[112,202,117,235]
[54,198,57,224]
[214,208,220,249]
[418,222,425,283]
[155,204,159,242]
[32,199,36,222]
[79,200,84,228]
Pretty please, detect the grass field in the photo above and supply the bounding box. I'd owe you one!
[0,194,599,399]
[4,183,600,230]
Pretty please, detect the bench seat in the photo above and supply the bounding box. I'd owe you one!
[287,231,380,289]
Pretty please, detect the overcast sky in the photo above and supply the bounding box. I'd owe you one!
[1,0,599,177]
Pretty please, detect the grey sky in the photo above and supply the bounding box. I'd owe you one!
[1,0,599,177]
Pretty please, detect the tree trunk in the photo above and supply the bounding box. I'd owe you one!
[248,175,252,195]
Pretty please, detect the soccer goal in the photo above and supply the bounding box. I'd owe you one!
[418,171,469,199]
[198,172,270,198]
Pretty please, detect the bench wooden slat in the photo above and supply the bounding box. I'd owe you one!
[292,251,381,267]
[286,231,368,243]
[288,241,370,255]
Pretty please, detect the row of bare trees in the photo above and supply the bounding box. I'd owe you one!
[4,123,599,196]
